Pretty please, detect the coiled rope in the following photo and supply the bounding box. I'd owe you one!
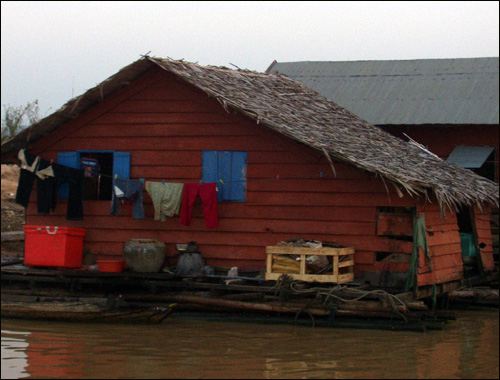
[271,275,409,323]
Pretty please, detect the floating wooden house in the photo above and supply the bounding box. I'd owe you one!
[1,56,498,298]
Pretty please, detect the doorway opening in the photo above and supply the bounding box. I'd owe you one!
[456,206,479,277]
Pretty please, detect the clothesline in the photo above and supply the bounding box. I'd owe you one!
[20,149,376,185]
[98,170,370,185]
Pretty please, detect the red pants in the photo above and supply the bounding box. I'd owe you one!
[180,183,219,229]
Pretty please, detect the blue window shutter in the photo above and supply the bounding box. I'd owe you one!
[230,151,247,202]
[202,151,220,200]
[217,151,233,202]
[57,151,80,198]
[202,150,246,202]
[113,152,131,179]
[202,151,218,182]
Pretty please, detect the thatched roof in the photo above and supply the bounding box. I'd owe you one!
[2,56,498,211]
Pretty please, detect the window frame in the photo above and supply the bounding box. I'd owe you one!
[57,150,130,199]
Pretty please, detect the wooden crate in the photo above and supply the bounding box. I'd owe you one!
[265,245,355,283]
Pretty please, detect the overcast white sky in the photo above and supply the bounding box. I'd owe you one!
[1,1,499,117]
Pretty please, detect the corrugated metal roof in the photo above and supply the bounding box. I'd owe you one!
[446,145,495,168]
[268,58,499,125]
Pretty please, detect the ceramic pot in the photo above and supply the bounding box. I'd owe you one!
[123,239,166,273]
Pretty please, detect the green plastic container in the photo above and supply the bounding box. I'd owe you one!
[459,233,476,257]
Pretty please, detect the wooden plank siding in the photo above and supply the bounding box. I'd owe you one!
[416,203,464,286]
[474,205,495,271]
[26,66,419,270]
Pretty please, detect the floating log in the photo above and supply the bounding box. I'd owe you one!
[449,288,498,300]
[123,294,422,322]
[265,298,410,314]
[405,301,429,311]
[125,294,331,316]
[448,288,499,307]
[1,231,25,242]
[334,300,409,314]
[449,290,477,298]
[1,259,24,267]
[220,292,265,301]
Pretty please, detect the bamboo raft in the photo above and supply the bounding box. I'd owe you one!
[1,263,459,332]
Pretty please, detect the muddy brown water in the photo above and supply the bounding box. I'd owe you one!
[2,308,498,379]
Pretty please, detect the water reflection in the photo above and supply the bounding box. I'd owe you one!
[413,312,500,379]
[2,330,29,379]
[2,309,498,379]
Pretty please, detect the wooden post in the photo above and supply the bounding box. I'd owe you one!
[300,254,306,275]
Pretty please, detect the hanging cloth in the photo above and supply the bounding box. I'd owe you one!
[35,158,57,214]
[35,164,55,180]
[405,213,437,308]
[18,149,40,172]
[180,183,219,229]
[110,178,145,219]
[15,149,54,209]
[15,150,40,208]
[15,149,83,219]
[51,163,84,220]
[145,181,184,221]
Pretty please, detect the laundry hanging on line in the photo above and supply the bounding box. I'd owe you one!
[145,181,184,221]
[180,182,219,229]
[15,149,84,220]
[110,178,145,220]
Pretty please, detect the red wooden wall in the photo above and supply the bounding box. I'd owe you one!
[474,205,495,272]
[25,66,477,278]
[415,202,496,286]
[416,203,464,286]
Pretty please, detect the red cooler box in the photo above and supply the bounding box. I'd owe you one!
[24,225,86,268]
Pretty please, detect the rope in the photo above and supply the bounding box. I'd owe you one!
[23,150,375,183]
[271,275,409,323]
[294,309,316,328]
[271,274,295,303]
